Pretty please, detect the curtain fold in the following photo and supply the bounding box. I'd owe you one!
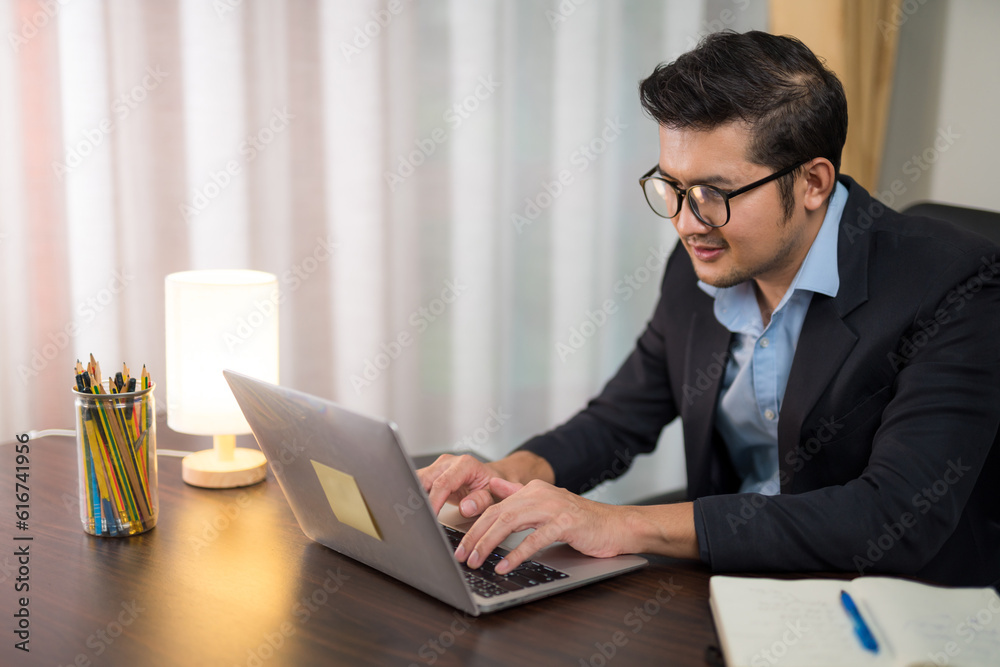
[841,1,902,191]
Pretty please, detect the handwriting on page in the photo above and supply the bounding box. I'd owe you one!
[904,610,1000,665]
[723,584,883,667]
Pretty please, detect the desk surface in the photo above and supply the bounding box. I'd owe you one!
[0,422,805,667]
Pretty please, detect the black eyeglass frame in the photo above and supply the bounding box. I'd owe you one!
[638,159,809,228]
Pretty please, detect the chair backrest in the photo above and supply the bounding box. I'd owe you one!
[902,201,1000,245]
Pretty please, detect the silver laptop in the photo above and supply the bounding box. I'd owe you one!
[223,370,647,615]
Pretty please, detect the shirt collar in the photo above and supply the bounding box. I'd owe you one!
[789,180,846,299]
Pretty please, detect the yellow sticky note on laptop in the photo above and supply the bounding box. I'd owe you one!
[310,460,382,541]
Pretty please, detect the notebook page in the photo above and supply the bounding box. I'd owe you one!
[854,577,1000,667]
[710,576,888,667]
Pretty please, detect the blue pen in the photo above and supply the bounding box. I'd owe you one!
[841,590,879,653]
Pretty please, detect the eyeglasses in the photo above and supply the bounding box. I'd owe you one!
[638,160,808,228]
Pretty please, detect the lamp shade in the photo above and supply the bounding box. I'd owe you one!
[165,270,279,436]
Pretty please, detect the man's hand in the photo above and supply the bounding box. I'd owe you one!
[455,479,700,573]
[418,454,503,518]
[455,478,632,574]
[421,452,698,570]
[417,450,555,517]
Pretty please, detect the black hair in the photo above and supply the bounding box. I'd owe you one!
[639,30,848,217]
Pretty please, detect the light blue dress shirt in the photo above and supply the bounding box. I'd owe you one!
[697,182,848,495]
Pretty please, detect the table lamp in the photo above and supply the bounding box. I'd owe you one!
[165,270,279,488]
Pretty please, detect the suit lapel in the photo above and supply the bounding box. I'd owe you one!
[778,176,875,480]
[682,309,733,496]
[778,297,858,472]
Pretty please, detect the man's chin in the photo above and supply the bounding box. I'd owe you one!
[693,265,751,289]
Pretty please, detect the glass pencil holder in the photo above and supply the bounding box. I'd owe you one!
[73,383,158,537]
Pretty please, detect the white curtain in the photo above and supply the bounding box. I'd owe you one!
[1,0,767,502]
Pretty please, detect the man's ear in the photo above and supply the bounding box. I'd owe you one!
[801,158,837,212]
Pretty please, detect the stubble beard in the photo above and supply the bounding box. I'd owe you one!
[688,211,799,289]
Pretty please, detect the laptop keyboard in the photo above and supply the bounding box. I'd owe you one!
[442,525,569,598]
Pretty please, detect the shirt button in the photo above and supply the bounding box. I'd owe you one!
[764,409,776,420]
[759,338,769,348]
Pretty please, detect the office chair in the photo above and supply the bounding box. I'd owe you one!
[901,201,1000,245]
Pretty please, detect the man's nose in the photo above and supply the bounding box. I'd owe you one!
[672,196,714,236]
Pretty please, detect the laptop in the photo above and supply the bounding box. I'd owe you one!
[223,370,647,615]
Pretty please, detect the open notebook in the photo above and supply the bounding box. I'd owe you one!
[709,575,1000,667]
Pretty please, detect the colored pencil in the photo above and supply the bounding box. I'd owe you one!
[75,356,156,535]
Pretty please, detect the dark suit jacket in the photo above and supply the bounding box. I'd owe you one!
[520,175,1000,586]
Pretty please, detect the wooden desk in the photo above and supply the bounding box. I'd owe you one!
[1,424,723,667]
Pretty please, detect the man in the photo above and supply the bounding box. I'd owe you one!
[419,31,1000,586]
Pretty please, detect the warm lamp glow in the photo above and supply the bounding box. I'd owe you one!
[165,270,279,488]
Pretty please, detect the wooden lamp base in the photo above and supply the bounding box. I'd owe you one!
[181,434,267,489]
